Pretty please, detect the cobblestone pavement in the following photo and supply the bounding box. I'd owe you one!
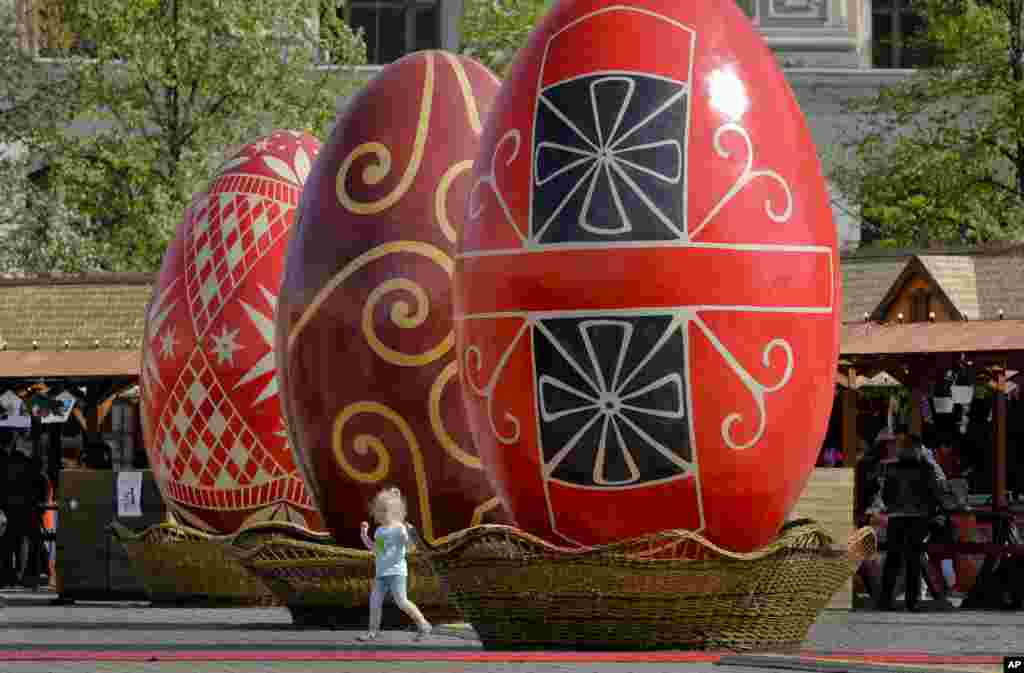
[2,590,1021,673]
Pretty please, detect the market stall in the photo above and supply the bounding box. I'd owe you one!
[840,319,1024,609]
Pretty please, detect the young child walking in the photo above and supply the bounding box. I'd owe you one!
[358,487,432,641]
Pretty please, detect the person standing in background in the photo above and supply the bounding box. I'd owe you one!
[0,441,8,583]
[871,436,947,612]
[23,454,49,589]
[892,423,946,481]
[2,446,33,586]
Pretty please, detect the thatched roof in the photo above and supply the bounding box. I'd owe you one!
[0,273,152,351]
[0,246,1021,379]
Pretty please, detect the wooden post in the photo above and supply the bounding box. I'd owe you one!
[910,386,925,436]
[85,398,101,443]
[994,368,1008,510]
[842,366,859,460]
[81,380,116,469]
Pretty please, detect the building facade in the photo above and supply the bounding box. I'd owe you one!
[11,0,923,70]
[325,0,914,252]
[9,0,930,251]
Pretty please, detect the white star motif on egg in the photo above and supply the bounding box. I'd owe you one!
[159,329,177,359]
[235,285,279,405]
[144,280,178,389]
[210,325,244,366]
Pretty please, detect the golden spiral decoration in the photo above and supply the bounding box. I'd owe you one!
[434,160,474,245]
[429,361,482,470]
[288,240,453,361]
[362,277,455,367]
[470,497,501,526]
[332,401,438,542]
[336,53,435,215]
[440,51,484,135]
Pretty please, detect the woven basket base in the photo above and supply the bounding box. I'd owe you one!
[425,520,876,651]
[110,519,279,607]
[228,522,460,626]
[463,594,817,651]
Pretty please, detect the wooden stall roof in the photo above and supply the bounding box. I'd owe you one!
[842,320,1024,356]
[0,273,152,351]
[841,255,909,323]
[854,247,1024,323]
[0,350,140,378]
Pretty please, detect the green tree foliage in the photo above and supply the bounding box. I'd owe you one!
[0,158,109,273]
[0,0,367,273]
[831,0,1024,248]
[0,0,103,272]
[458,0,555,76]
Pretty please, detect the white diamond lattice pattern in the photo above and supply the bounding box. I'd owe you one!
[154,347,289,508]
[186,174,296,338]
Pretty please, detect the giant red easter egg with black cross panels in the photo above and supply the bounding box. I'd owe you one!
[455,0,840,552]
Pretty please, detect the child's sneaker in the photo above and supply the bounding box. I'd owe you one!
[414,625,432,641]
[357,631,378,642]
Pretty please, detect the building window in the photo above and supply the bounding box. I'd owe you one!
[872,0,935,68]
[341,1,441,65]
[15,0,95,57]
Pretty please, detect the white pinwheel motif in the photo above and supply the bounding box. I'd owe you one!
[535,318,691,487]
[532,74,686,243]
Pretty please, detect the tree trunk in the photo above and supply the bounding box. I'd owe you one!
[916,221,931,248]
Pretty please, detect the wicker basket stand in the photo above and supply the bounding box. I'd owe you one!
[228,523,463,628]
[109,517,279,606]
[422,520,876,651]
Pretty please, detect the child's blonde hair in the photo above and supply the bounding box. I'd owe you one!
[369,486,407,522]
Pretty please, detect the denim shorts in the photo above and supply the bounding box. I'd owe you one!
[374,574,408,601]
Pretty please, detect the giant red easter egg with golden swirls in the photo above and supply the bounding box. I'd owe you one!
[455,0,841,552]
[140,131,324,534]
[276,51,513,550]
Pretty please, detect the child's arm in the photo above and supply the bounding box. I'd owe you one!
[360,521,374,551]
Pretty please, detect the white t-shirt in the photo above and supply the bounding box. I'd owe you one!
[373,524,410,577]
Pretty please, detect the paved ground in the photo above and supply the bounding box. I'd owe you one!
[1,589,1022,673]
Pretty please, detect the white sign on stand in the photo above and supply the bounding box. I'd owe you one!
[117,472,143,518]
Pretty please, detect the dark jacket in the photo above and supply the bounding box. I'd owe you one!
[3,450,34,510]
[0,450,7,509]
[855,453,883,526]
[880,455,946,518]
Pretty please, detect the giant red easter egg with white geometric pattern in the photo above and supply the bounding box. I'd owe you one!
[455,0,841,552]
[140,131,324,534]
